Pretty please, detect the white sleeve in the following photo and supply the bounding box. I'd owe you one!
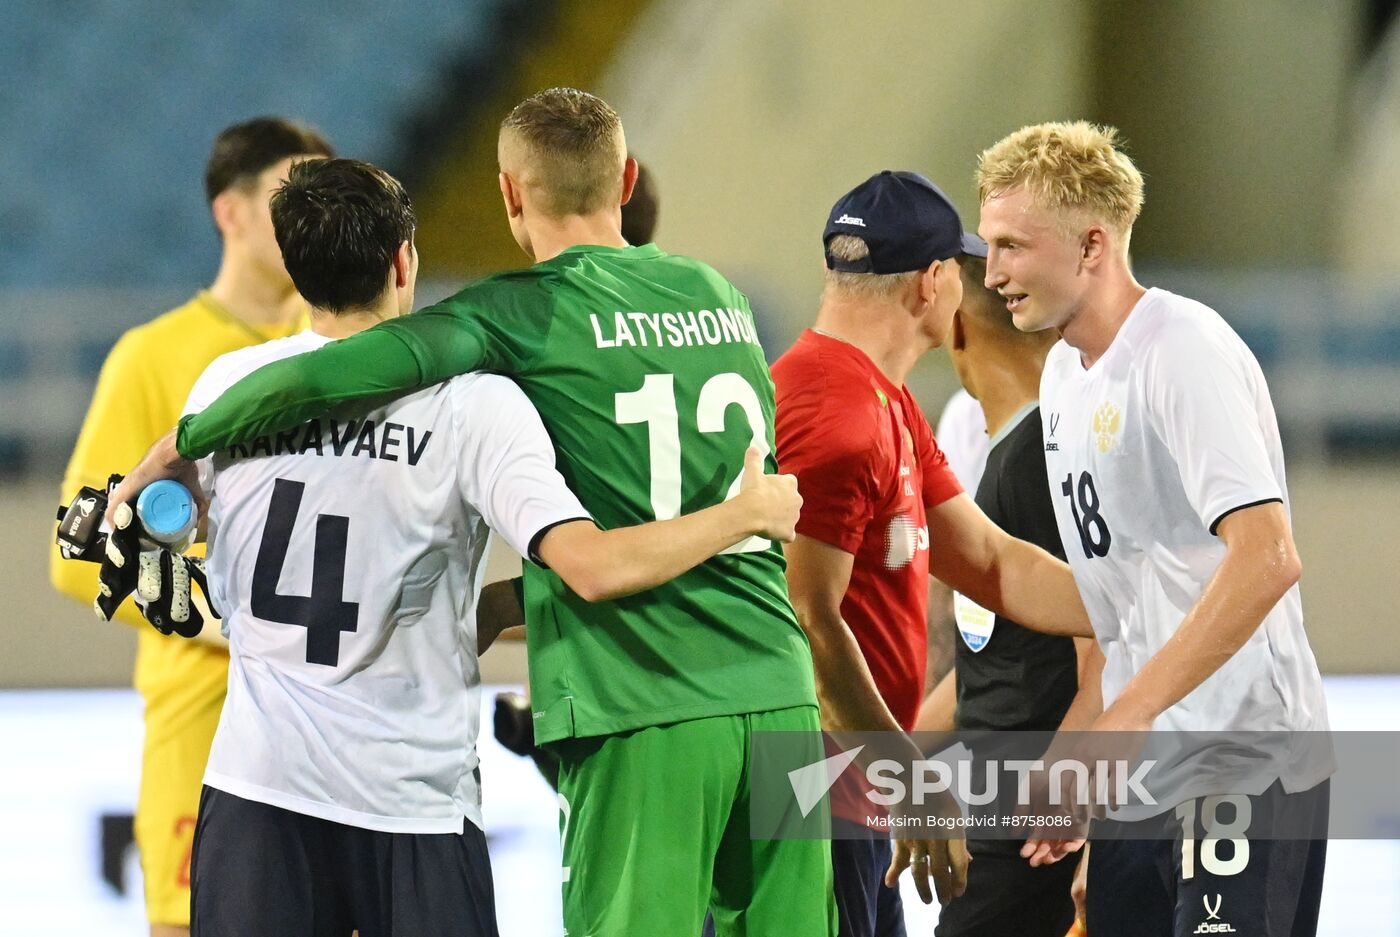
[1143,318,1283,534]
[181,359,231,499]
[452,374,591,561]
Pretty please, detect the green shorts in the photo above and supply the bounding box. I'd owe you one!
[552,705,836,936]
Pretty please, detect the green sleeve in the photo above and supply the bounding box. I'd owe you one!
[176,302,497,458]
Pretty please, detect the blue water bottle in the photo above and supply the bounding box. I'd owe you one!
[135,480,198,548]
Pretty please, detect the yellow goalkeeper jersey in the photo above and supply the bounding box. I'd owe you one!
[51,291,304,726]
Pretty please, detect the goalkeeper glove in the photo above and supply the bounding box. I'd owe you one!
[95,497,219,638]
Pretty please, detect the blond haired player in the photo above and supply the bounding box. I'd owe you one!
[977,121,1330,937]
[50,118,331,936]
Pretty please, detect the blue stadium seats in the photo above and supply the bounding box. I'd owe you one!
[0,0,515,290]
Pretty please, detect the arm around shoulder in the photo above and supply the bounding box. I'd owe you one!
[177,324,430,460]
[535,448,801,602]
[462,375,802,604]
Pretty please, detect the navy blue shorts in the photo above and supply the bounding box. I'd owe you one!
[1087,780,1328,937]
[189,786,499,937]
[832,826,906,937]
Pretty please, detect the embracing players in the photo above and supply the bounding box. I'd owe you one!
[95,156,802,936]
[978,121,1331,937]
[111,88,837,936]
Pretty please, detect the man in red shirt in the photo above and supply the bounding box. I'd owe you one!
[773,171,1092,937]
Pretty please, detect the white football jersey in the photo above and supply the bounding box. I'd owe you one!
[185,330,588,834]
[934,387,989,493]
[1040,288,1330,800]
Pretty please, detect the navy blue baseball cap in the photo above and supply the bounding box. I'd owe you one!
[824,170,988,274]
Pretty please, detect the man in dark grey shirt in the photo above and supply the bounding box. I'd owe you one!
[921,255,1089,937]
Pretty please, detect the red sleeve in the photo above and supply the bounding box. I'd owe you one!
[909,397,963,507]
[773,362,877,556]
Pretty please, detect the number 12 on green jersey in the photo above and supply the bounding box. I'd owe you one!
[615,371,770,555]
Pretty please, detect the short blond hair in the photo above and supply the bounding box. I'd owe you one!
[500,88,626,217]
[823,235,919,299]
[977,121,1144,233]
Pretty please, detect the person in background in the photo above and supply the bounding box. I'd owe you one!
[933,389,988,493]
[916,254,1090,937]
[772,170,1093,935]
[50,117,331,937]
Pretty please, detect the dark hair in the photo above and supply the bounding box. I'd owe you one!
[270,158,415,312]
[621,160,659,245]
[958,254,1051,342]
[204,117,333,202]
[959,255,989,294]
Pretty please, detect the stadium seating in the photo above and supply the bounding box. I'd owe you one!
[0,0,519,288]
[0,0,526,471]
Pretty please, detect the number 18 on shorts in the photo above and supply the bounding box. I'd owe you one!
[1086,780,1329,937]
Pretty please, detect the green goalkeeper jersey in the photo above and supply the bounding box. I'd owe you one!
[177,243,818,743]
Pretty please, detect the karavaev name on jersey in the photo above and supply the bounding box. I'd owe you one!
[186,329,588,835]
[221,416,434,466]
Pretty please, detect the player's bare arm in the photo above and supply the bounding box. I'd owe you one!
[1091,501,1300,733]
[1071,846,1090,928]
[1057,640,1105,733]
[477,580,525,654]
[784,533,969,906]
[537,447,800,603]
[1020,641,1104,867]
[925,492,1092,637]
[784,535,906,736]
[106,429,199,527]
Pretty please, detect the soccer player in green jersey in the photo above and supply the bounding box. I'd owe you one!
[112,88,843,936]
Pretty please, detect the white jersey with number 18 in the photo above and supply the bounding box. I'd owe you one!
[184,330,588,834]
[1040,288,1330,800]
